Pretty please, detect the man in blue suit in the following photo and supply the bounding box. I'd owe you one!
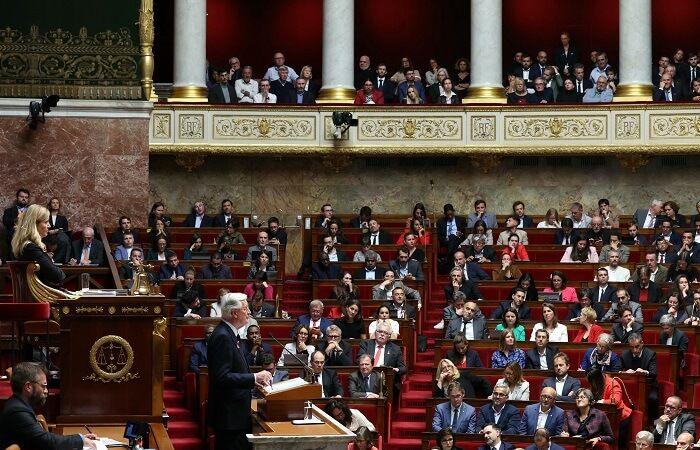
[477,424,515,450]
[525,428,566,450]
[432,382,477,433]
[542,352,581,402]
[478,383,520,434]
[291,300,332,340]
[519,387,565,435]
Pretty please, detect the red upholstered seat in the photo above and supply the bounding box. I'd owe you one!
[0,303,50,320]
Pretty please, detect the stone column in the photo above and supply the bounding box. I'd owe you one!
[171,0,207,101]
[615,0,653,101]
[464,0,505,103]
[317,0,356,103]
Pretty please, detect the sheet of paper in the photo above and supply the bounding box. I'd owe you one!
[83,440,108,450]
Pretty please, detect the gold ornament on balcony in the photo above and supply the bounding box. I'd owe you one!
[403,119,417,138]
[549,118,563,137]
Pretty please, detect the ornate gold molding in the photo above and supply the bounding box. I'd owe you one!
[213,115,314,139]
[505,116,606,140]
[174,154,205,171]
[358,117,461,140]
[138,0,155,101]
[470,155,502,173]
[83,334,140,383]
[617,154,651,172]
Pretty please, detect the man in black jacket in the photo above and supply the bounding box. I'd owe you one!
[0,362,96,450]
[2,188,30,242]
[316,325,353,366]
[306,351,343,398]
[208,69,238,104]
[525,329,559,370]
[621,333,658,424]
[285,78,316,104]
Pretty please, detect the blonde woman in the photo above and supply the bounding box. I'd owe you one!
[11,204,65,286]
[496,361,530,400]
[433,359,461,397]
[299,65,319,97]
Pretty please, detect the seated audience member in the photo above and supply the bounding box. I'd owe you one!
[655,219,682,246]
[402,85,424,104]
[427,67,449,103]
[595,198,619,229]
[347,205,370,229]
[657,201,686,228]
[537,208,561,229]
[247,251,275,280]
[532,77,555,103]
[463,220,494,246]
[501,234,530,262]
[349,426,378,450]
[208,68,237,103]
[567,202,592,229]
[242,324,272,366]
[293,300,331,341]
[558,78,580,103]
[612,306,644,343]
[437,203,467,254]
[593,268,616,304]
[602,288,643,323]
[354,79,384,105]
[148,202,172,228]
[507,77,535,104]
[325,220,348,246]
[453,250,490,281]
[445,333,483,368]
[659,314,689,369]
[277,324,315,367]
[173,289,206,319]
[492,253,522,281]
[266,217,286,245]
[497,361,530,400]
[554,218,579,245]
[587,368,633,445]
[285,78,316,105]
[320,232,347,262]
[348,353,382,398]
[462,234,495,264]
[388,247,424,280]
[621,334,659,421]
[633,252,668,284]
[519,388,564,436]
[359,322,406,392]
[543,270,578,302]
[158,251,185,281]
[189,325,213,373]
[243,270,274,300]
[171,269,204,300]
[652,293,688,324]
[111,216,140,245]
[217,220,245,259]
[314,203,341,229]
[579,333,622,372]
[306,351,342,398]
[353,237,382,263]
[183,234,208,260]
[354,250,385,280]
[368,305,400,339]
[331,271,359,305]
[253,79,276,103]
[561,388,614,446]
[269,65,295,100]
[182,201,214,227]
[200,252,232,279]
[434,427,462,450]
[324,400,375,433]
[491,330,526,369]
[509,200,533,228]
[234,65,258,103]
[528,429,566,450]
[246,230,277,261]
[317,325,352,366]
[453,58,471,97]
[495,308,526,342]
[438,78,460,104]
[497,215,529,245]
[113,232,136,261]
[146,236,169,261]
[432,382,477,433]
[582,75,613,102]
[118,247,152,283]
[583,216,610,246]
[445,301,489,340]
[312,252,342,280]
[629,267,663,303]
[526,329,559,369]
[372,271,421,304]
[69,226,105,266]
[653,73,682,102]
[491,287,530,320]
[653,395,696,443]
[209,288,229,318]
[674,274,695,303]
[684,291,700,325]
[397,68,427,103]
[363,219,392,245]
[633,199,664,229]
[213,198,236,228]
[478,385,521,433]
[248,290,275,318]
[479,424,515,450]
[333,299,365,340]
[147,218,168,249]
[402,226,428,258]
[530,303,568,342]
[259,352,288,388]
[572,305,605,343]
[516,272,539,301]
[668,262,697,286]
[299,65,319,96]
[384,286,417,320]
[560,237,599,263]
[623,223,648,247]
[444,267,484,302]
[543,352,581,402]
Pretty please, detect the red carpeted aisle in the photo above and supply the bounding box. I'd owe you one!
[164,375,204,450]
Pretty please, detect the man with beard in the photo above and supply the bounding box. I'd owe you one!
[0,362,98,449]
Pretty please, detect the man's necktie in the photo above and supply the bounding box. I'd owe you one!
[665,420,676,444]
[364,375,370,391]
[452,407,459,428]
[666,90,671,101]
[373,345,383,366]
[660,253,665,263]
[577,81,582,93]
[81,247,90,265]
[378,79,383,88]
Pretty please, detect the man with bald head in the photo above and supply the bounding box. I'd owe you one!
[653,396,696,443]
[355,55,373,89]
[69,226,105,266]
[263,51,298,82]
[582,75,613,102]
[653,72,681,102]
[519,387,564,436]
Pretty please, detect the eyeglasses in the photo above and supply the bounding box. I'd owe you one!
[327,335,341,339]
[492,392,507,397]
[31,381,48,390]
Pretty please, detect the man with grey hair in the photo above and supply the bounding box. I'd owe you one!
[566,202,592,229]
[653,396,695,443]
[69,226,105,266]
[634,200,664,229]
[292,300,331,340]
[263,52,298,82]
[635,430,654,450]
[464,234,495,264]
[316,324,352,366]
[579,333,622,372]
[659,314,689,369]
[208,293,272,450]
[582,75,613,103]
[359,322,406,392]
[478,383,520,433]
[372,270,421,303]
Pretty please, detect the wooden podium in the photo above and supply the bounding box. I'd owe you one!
[257,378,322,421]
[55,295,166,423]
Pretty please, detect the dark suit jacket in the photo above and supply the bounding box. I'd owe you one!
[2,205,21,235]
[554,229,580,245]
[444,280,483,302]
[269,79,295,100]
[478,403,521,434]
[171,281,205,300]
[384,301,416,320]
[515,66,536,86]
[516,215,534,228]
[628,281,663,303]
[555,46,578,74]
[532,88,555,103]
[182,213,214,228]
[362,230,392,245]
[200,263,232,279]
[18,242,65,287]
[348,370,382,397]
[445,349,483,368]
[292,314,332,338]
[0,395,83,450]
[251,302,275,318]
[525,345,558,370]
[70,238,105,266]
[353,266,387,280]
[312,262,342,280]
[241,340,272,366]
[110,228,141,245]
[490,300,531,320]
[463,245,497,263]
[656,251,679,265]
[572,78,593,95]
[519,403,565,436]
[653,87,681,102]
[653,412,696,443]
[158,264,186,281]
[316,340,353,366]
[611,322,644,343]
[285,90,316,105]
[373,77,395,102]
[620,347,658,386]
[358,340,406,388]
[173,302,207,318]
[207,320,255,432]
[436,216,467,245]
[388,259,424,280]
[312,368,343,397]
[542,375,581,402]
[591,285,616,303]
[189,340,209,373]
[445,316,489,340]
[213,214,235,228]
[208,84,238,103]
[49,214,69,234]
[478,443,515,450]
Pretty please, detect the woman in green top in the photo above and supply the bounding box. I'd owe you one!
[495,307,526,341]
[216,219,246,259]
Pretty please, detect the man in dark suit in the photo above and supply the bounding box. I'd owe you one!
[359,322,406,391]
[292,300,332,340]
[571,64,593,96]
[0,362,95,450]
[512,201,534,228]
[633,200,664,229]
[655,239,679,265]
[182,201,214,227]
[628,269,663,303]
[490,288,530,320]
[208,296,272,450]
[530,51,549,80]
[348,206,372,229]
[312,253,342,280]
[348,354,383,398]
[384,285,417,320]
[316,325,353,366]
[515,54,536,88]
[554,218,579,245]
[659,316,689,369]
[611,306,644,343]
[314,203,344,229]
[259,353,288,386]
[208,69,238,104]
[373,63,395,103]
[242,324,272,366]
[555,32,578,76]
[680,53,699,89]
[249,294,275,318]
[2,188,30,242]
[445,301,489,340]
[354,55,373,90]
[200,253,232,279]
[453,251,491,282]
[463,236,496,264]
[478,425,515,450]
[621,334,658,423]
[109,215,141,245]
[478,387,520,434]
[353,251,386,280]
[654,219,682,246]
[652,395,696,443]
[542,352,581,402]
[653,73,682,102]
[436,204,467,255]
[519,387,564,435]
[212,199,235,228]
[591,267,616,303]
[305,351,342,398]
[269,66,295,100]
[158,252,186,281]
[69,226,105,266]
[525,330,559,370]
[532,77,555,103]
[362,219,392,245]
[432,382,477,433]
[266,217,287,245]
[388,247,424,280]
[526,428,566,450]
[285,78,316,105]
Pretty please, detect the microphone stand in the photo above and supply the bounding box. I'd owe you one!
[268,333,316,383]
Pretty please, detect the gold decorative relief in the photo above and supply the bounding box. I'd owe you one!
[505,116,606,140]
[213,115,314,139]
[83,335,140,383]
[617,154,651,173]
[470,155,502,173]
[179,114,204,139]
[153,317,167,339]
[321,155,353,173]
[650,114,700,138]
[470,116,496,141]
[121,306,150,314]
[324,116,349,140]
[615,114,641,140]
[174,154,205,172]
[152,114,171,139]
[359,117,461,140]
[108,306,116,315]
[76,306,104,314]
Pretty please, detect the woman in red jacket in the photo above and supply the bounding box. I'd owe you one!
[588,368,633,447]
[501,233,529,261]
[572,306,604,343]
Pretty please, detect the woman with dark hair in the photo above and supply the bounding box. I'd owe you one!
[490,330,526,369]
[657,201,685,228]
[587,368,632,447]
[684,290,700,325]
[326,220,348,245]
[651,293,688,323]
[330,271,359,305]
[146,236,169,261]
[217,219,245,259]
[557,78,580,103]
[667,261,697,285]
[494,307,525,341]
[247,251,276,279]
[517,273,539,301]
[543,270,578,302]
[501,233,529,261]
[434,427,462,450]
[244,270,274,301]
[399,218,430,247]
[561,237,599,263]
[333,298,365,340]
[462,219,493,246]
[348,426,378,450]
[277,324,314,366]
[492,253,522,281]
[452,58,471,97]
[496,361,530,400]
[148,202,172,228]
[445,334,483,369]
[367,304,400,339]
[560,388,615,447]
[46,197,69,235]
[411,202,428,223]
[148,218,168,248]
[399,231,427,262]
[324,399,376,433]
[184,233,208,259]
[530,302,568,342]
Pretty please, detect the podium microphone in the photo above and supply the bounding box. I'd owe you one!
[268,333,316,381]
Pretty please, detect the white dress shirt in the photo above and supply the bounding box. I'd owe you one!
[263,65,299,82]
[253,92,277,103]
[234,78,259,103]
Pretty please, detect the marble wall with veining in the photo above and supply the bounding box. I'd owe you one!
[0,117,150,230]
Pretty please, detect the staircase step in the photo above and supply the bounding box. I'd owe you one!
[391,421,426,438]
[166,406,194,421]
[164,376,179,390]
[394,407,426,422]
[167,421,200,439]
[164,390,184,407]
[385,437,422,450]
[169,436,203,450]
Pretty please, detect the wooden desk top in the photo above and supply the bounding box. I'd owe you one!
[59,426,128,444]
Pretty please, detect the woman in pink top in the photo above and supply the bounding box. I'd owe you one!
[543,270,578,302]
[561,238,599,263]
[243,271,274,300]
